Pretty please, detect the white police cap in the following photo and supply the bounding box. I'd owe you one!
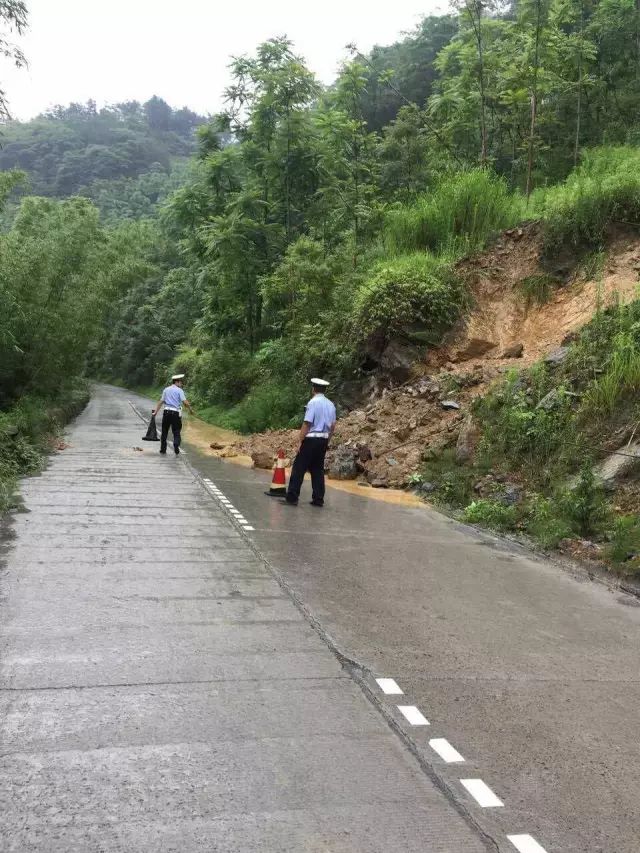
[171,374,185,381]
[311,377,330,387]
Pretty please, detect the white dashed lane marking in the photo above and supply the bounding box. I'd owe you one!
[201,482,550,848]
[376,678,404,695]
[201,479,255,534]
[429,738,465,763]
[507,835,548,853]
[460,779,504,808]
[397,705,429,726]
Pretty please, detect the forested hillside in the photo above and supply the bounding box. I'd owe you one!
[7,0,640,570]
[92,0,640,431]
[0,97,206,220]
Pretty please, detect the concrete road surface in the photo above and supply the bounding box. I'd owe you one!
[1,385,497,852]
[142,390,640,853]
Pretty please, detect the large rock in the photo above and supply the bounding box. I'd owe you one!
[393,426,412,443]
[536,389,563,411]
[456,416,481,462]
[370,476,389,488]
[502,342,524,359]
[595,442,640,487]
[545,346,569,367]
[452,337,497,362]
[328,443,358,480]
[357,444,373,463]
[378,339,422,383]
[410,378,440,399]
[251,451,274,470]
[415,481,436,496]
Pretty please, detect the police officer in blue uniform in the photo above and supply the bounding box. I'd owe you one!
[285,378,336,507]
[152,374,194,455]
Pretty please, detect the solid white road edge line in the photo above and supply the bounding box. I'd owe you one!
[376,678,403,695]
[429,738,465,763]
[460,779,504,808]
[397,705,429,726]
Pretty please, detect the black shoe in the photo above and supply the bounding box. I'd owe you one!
[174,447,180,455]
[310,501,324,507]
[159,450,167,455]
[284,497,298,506]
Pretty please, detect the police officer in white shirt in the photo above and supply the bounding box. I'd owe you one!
[285,378,336,507]
[152,374,194,455]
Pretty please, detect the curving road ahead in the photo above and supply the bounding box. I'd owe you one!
[1,384,639,852]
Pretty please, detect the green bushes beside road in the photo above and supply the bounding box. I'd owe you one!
[0,384,89,511]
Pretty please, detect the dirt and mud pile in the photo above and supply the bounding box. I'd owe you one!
[230,224,640,487]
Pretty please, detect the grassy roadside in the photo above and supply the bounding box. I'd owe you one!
[417,302,640,578]
[0,381,90,511]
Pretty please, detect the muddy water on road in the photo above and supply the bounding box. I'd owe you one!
[183,415,425,509]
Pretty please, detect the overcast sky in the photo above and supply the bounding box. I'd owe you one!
[2,0,445,121]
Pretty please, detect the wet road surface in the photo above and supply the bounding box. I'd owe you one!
[0,385,495,852]
[151,393,640,853]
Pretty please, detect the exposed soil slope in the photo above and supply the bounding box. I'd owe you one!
[229,225,640,487]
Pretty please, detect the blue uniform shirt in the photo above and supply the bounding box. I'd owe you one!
[304,394,336,434]
[162,384,186,412]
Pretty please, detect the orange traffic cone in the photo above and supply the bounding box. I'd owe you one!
[265,449,287,497]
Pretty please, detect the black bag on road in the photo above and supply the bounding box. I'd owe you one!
[142,414,160,441]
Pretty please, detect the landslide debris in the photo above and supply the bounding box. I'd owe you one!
[231,224,640,490]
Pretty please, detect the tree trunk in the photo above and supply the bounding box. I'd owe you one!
[574,0,584,168]
[525,0,543,199]
[467,0,488,166]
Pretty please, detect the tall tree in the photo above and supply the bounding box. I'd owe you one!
[0,0,27,119]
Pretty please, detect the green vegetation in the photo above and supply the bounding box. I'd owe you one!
[6,0,640,575]
[382,171,524,256]
[72,1,640,437]
[422,303,640,575]
[463,499,518,531]
[354,252,462,344]
[517,273,560,305]
[534,148,640,249]
[89,1,640,433]
[0,385,89,511]
[0,98,207,220]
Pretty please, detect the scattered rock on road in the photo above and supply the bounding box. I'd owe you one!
[328,443,358,480]
[370,476,389,488]
[251,451,274,469]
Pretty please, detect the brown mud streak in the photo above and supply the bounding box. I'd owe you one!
[235,223,640,487]
[183,416,424,508]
